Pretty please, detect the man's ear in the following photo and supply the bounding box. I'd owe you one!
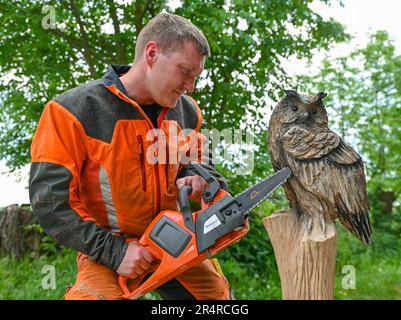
[144,41,159,66]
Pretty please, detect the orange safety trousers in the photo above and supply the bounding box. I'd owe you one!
[65,253,231,300]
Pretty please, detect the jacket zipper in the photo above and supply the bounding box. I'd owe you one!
[137,135,146,192]
[153,136,161,215]
[165,142,170,190]
[157,108,170,193]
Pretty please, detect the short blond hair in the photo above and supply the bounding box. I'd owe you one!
[134,13,210,63]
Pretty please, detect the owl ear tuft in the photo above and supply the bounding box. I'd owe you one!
[284,90,299,98]
[317,92,327,100]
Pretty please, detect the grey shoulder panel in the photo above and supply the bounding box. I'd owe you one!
[29,162,127,271]
[53,80,142,143]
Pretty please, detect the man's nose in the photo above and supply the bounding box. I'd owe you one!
[183,79,195,93]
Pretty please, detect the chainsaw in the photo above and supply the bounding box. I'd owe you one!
[118,163,292,299]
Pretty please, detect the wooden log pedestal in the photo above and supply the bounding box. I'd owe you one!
[263,211,337,300]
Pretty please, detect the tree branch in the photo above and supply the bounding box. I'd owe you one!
[69,0,96,77]
[106,0,127,64]
[134,0,152,36]
[47,28,83,51]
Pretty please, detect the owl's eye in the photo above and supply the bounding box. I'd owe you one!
[312,109,318,115]
[291,106,298,112]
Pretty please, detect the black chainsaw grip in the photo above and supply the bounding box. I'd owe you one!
[178,185,195,232]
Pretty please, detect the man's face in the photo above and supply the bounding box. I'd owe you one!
[146,41,205,108]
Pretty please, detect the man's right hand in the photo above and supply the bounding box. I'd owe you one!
[117,241,155,278]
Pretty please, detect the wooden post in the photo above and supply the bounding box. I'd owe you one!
[263,211,337,300]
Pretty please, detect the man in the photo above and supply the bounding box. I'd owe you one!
[29,13,232,300]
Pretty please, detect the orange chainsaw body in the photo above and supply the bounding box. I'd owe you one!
[118,188,249,300]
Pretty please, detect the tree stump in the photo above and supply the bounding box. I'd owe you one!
[263,211,337,300]
[0,204,42,259]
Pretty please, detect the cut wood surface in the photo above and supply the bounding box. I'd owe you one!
[263,211,337,300]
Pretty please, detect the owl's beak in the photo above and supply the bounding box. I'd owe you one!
[300,111,309,119]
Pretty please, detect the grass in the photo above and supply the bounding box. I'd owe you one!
[0,249,77,300]
[0,219,400,300]
[334,222,401,300]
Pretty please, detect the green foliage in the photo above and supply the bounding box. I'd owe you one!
[0,0,348,171]
[220,258,282,299]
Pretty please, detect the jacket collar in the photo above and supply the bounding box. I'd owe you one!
[103,64,131,95]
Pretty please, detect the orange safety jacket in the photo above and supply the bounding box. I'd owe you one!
[29,65,228,271]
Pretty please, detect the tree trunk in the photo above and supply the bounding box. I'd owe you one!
[263,211,337,300]
[69,0,97,77]
[0,204,42,259]
[107,0,128,64]
[378,191,396,215]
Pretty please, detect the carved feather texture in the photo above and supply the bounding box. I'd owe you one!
[282,127,340,160]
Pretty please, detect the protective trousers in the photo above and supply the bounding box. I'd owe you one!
[65,253,231,300]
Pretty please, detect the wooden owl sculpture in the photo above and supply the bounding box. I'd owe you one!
[268,90,372,244]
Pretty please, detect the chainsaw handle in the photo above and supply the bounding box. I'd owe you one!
[178,185,195,232]
[118,261,160,300]
[118,275,142,299]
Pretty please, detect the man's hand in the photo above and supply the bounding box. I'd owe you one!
[117,241,155,278]
[176,175,208,201]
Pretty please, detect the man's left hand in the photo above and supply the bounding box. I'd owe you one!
[176,175,208,201]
